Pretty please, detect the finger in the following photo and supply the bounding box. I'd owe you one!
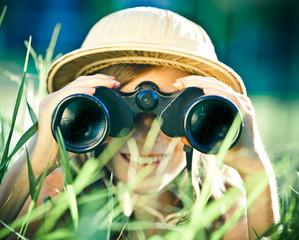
[173,75,231,91]
[56,86,96,97]
[67,74,120,89]
[176,75,218,82]
[204,87,254,112]
[180,136,191,146]
[41,86,96,111]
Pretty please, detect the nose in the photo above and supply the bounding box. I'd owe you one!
[133,113,163,142]
[134,112,156,131]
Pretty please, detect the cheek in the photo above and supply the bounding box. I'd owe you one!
[170,142,186,172]
[156,141,186,178]
[106,154,129,181]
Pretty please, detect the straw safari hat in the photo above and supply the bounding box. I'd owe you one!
[46,7,246,95]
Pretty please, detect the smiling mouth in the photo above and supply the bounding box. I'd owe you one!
[121,153,164,165]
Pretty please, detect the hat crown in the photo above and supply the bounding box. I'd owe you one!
[81,7,218,60]
[47,7,246,95]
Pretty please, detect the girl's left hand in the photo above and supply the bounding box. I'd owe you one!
[173,75,266,177]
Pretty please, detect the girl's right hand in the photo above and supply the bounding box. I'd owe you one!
[29,74,120,174]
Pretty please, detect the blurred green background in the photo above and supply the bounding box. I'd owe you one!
[0,0,298,162]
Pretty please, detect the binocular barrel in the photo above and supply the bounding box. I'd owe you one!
[51,94,111,153]
[51,83,243,154]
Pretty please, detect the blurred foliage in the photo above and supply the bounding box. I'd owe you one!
[0,0,298,93]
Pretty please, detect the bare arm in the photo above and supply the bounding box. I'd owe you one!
[236,145,280,238]
[209,90,280,239]
[173,76,280,239]
[224,105,280,238]
[0,74,119,226]
[0,133,59,224]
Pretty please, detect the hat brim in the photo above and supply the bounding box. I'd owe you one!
[46,42,246,94]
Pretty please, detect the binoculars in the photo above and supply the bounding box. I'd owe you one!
[51,81,243,154]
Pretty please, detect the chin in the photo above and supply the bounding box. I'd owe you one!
[131,174,175,194]
[106,153,185,194]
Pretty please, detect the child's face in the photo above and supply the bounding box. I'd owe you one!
[106,67,190,193]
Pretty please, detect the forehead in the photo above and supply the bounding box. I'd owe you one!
[120,67,190,92]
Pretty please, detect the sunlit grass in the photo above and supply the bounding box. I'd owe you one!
[24,23,62,100]
[0,36,32,182]
[0,5,7,27]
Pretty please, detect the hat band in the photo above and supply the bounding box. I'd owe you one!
[81,37,217,60]
[75,56,209,78]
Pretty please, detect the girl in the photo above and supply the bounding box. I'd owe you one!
[0,7,280,239]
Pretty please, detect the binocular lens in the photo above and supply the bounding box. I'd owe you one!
[54,96,110,152]
[185,97,241,153]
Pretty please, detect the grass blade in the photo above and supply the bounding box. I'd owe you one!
[35,228,76,240]
[55,127,72,184]
[0,115,5,153]
[0,220,28,240]
[26,100,38,124]
[55,127,79,230]
[106,173,114,240]
[0,122,38,175]
[210,170,270,240]
[24,24,61,100]
[31,143,125,237]
[252,226,261,239]
[65,185,79,230]
[0,36,31,182]
[164,114,243,240]
[25,147,36,199]
[18,158,49,239]
[34,197,69,237]
[45,24,61,66]
[7,122,38,160]
[0,5,7,27]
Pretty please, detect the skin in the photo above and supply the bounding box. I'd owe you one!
[0,67,280,239]
[173,74,280,239]
[106,68,189,193]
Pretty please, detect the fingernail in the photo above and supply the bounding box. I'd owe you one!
[113,80,121,89]
[203,87,216,94]
[173,81,183,89]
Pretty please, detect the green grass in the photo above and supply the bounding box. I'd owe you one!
[0,7,299,239]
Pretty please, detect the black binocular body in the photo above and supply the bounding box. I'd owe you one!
[51,81,243,154]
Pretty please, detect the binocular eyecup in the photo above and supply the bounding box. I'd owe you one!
[51,81,243,154]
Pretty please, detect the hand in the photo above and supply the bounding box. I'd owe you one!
[30,74,120,173]
[173,75,266,177]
